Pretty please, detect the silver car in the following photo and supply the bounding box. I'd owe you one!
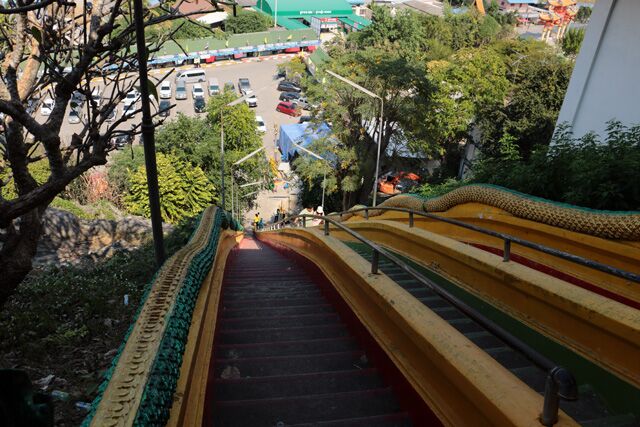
[68,109,81,124]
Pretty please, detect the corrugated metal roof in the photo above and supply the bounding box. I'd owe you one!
[257,0,353,16]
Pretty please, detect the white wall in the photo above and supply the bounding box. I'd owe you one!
[556,0,640,138]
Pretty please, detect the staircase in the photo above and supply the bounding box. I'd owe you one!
[207,237,412,427]
[348,243,639,427]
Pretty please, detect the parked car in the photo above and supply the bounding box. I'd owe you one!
[279,91,300,102]
[255,115,266,133]
[175,81,187,100]
[193,96,206,113]
[105,106,117,122]
[298,115,312,124]
[27,97,40,114]
[208,78,220,96]
[71,91,85,109]
[111,134,133,150]
[122,102,136,119]
[224,81,235,93]
[277,80,301,93]
[68,108,81,124]
[159,81,172,99]
[91,88,102,107]
[191,84,205,99]
[296,97,314,110]
[276,101,301,117]
[124,89,140,106]
[238,78,251,95]
[159,100,171,117]
[41,98,54,116]
[245,93,258,108]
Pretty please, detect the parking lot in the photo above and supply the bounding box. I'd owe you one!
[53,55,303,158]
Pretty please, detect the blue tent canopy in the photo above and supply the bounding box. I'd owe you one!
[278,122,332,161]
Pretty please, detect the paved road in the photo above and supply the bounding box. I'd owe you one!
[55,55,302,153]
[46,55,306,225]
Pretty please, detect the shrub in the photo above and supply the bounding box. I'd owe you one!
[472,121,640,211]
[417,178,470,198]
[125,152,215,223]
[562,28,585,57]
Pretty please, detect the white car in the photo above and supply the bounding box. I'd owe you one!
[245,93,258,108]
[192,84,205,99]
[255,115,266,133]
[91,89,102,107]
[41,98,55,116]
[159,81,172,99]
[124,90,140,107]
[122,102,136,119]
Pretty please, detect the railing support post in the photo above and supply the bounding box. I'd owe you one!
[324,220,329,236]
[409,212,414,228]
[371,250,379,274]
[365,208,369,220]
[303,216,306,228]
[540,367,577,426]
[503,239,511,262]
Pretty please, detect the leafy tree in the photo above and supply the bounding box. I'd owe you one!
[277,57,308,81]
[154,98,268,213]
[224,11,273,34]
[0,0,218,303]
[576,6,593,23]
[477,40,574,158]
[562,28,585,57]
[301,43,432,209]
[125,153,215,224]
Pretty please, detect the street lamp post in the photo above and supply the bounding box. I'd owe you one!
[293,142,327,209]
[325,70,384,207]
[231,146,265,220]
[220,95,248,211]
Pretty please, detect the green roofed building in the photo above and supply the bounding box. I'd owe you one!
[255,0,370,31]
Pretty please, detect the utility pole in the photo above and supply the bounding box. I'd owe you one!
[133,0,165,266]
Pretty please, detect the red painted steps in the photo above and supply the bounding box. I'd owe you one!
[206,237,412,426]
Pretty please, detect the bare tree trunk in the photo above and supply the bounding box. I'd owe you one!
[0,209,44,306]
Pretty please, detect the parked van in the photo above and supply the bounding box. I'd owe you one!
[208,78,220,96]
[175,68,206,84]
[175,81,187,100]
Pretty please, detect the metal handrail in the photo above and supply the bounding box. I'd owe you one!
[328,206,640,284]
[265,214,578,426]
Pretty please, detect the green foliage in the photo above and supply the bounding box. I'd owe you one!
[472,122,640,210]
[125,153,214,223]
[0,219,195,361]
[108,146,147,196]
[478,40,574,158]
[277,56,307,81]
[417,178,470,198]
[154,103,268,216]
[1,159,51,200]
[224,11,272,34]
[562,28,585,57]
[576,6,592,23]
[487,1,517,26]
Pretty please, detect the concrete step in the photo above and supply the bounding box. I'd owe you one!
[214,369,384,401]
[213,388,401,427]
[214,351,369,378]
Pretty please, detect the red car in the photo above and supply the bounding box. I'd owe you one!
[276,101,301,117]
